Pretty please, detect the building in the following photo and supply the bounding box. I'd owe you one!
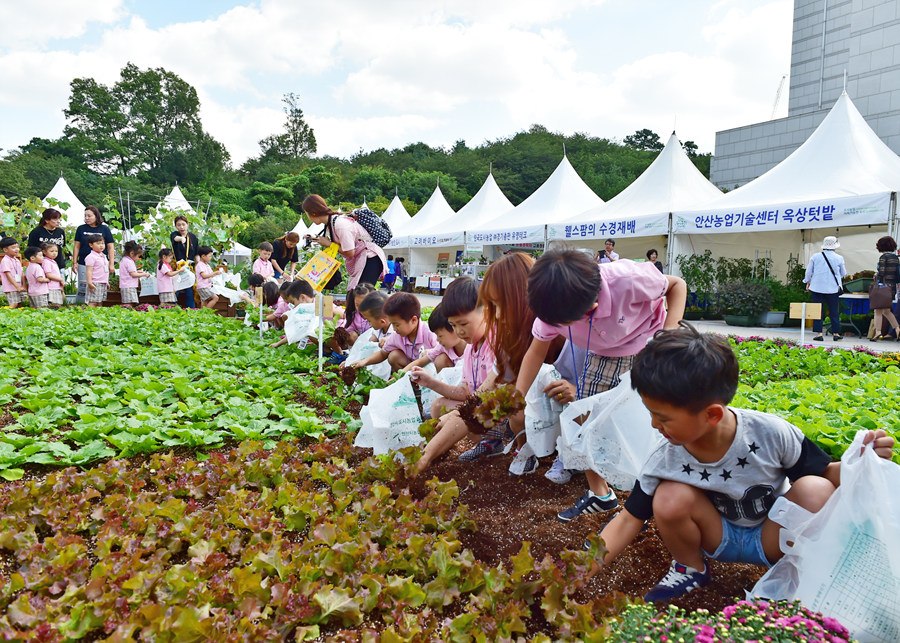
[710,0,900,190]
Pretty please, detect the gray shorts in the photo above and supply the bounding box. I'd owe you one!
[48,289,64,306]
[86,283,108,303]
[159,291,176,304]
[29,294,49,308]
[4,290,26,306]
[121,287,139,304]
[197,287,215,302]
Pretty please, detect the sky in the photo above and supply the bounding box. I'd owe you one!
[0,0,793,166]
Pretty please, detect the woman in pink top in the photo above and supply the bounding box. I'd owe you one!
[24,246,50,308]
[119,241,151,307]
[40,243,65,307]
[301,194,386,289]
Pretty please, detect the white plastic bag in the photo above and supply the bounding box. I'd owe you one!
[171,269,196,292]
[354,374,423,455]
[419,364,463,419]
[347,329,391,381]
[139,276,158,297]
[524,364,565,457]
[283,307,319,345]
[210,273,244,306]
[556,372,662,490]
[751,430,900,643]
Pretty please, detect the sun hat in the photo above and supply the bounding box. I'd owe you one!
[822,236,840,250]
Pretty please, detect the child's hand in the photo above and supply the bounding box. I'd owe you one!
[378,337,387,348]
[88,283,96,293]
[863,429,896,459]
[407,366,436,389]
[348,360,365,370]
[543,379,576,405]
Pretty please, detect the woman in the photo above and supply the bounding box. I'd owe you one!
[72,206,114,304]
[646,248,664,273]
[271,232,301,279]
[301,194,386,289]
[170,214,199,309]
[27,208,67,271]
[871,235,900,341]
[803,236,846,342]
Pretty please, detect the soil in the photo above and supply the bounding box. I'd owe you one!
[409,439,767,614]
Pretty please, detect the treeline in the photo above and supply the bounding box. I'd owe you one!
[0,64,711,249]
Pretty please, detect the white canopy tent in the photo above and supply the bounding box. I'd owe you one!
[671,92,900,279]
[157,185,198,213]
[222,240,252,266]
[43,176,86,227]
[467,155,603,246]
[291,216,309,237]
[381,195,412,232]
[387,185,457,275]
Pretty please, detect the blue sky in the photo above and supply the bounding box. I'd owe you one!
[0,1,792,165]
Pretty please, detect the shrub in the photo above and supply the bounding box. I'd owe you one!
[717,281,773,317]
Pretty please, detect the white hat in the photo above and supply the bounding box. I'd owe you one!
[822,236,840,250]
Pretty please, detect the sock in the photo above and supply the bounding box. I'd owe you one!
[592,490,615,501]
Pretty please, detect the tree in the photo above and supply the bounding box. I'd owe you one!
[681,140,699,158]
[258,93,317,161]
[624,128,663,152]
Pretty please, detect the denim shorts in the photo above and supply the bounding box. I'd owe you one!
[702,517,771,567]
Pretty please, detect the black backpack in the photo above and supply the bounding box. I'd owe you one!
[350,206,392,247]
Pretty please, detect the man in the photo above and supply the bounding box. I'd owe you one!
[598,239,619,264]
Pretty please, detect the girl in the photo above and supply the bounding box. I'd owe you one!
[239,273,267,307]
[119,241,151,308]
[84,234,110,308]
[157,248,185,305]
[253,242,275,280]
[343,282,376,342]
[40,243,65,307]
[195,246,226,309]
[265,281,293,328]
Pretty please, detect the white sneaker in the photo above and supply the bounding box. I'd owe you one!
[544,456,572,484]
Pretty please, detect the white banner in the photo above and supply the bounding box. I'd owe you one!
[548,212,670,241]
[466,224,545,246]
[673,193,891,235]
[407,230,466,248]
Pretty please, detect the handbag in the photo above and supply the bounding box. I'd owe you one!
[297,243,342,292]
[869,280,893,309]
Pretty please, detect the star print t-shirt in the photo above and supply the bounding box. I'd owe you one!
[625,407,831,527]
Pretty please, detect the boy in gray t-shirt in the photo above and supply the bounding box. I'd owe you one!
[589,324,896,603]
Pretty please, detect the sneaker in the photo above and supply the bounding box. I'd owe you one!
[644,560,710,603]
[509,453,538,476]
[326,352,347,365]
[545,456,573,484]
[557,490,618,522]
[458,438,503,462]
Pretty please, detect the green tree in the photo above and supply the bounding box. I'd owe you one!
[681,140,699,157]
[349,165,400,203]
[624,128,664,152]
[258,92,317,161]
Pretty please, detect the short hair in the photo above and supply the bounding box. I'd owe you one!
[85,206,103,225]
[606,239,615,246]
[397,257,405,263]
[174,214,189,225]
[40,208,61,225]
[359,291,388,318]
[279,281,292,294]
[197,245,213,256]
[259,242,273,252]
[876,236,897,253]
[441,276,479,317]
[24,246,42,260]
[387,254,394,261]
[646,248,658,260]
[383,292,420,321]
[527,247,601,325]
[428,304,453,333]
[0,237,17,249]
[289,279,314,299]
[631,322,739,413]
[248,273,265,288]
[84,233,104,245]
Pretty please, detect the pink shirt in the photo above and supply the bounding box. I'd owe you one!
[381,319,438,361]
[253,257,274,279]
[156,261,175,293]
[195,260,214,289]
[330,216,387,289]
[119,256,140,289]
[345,312,371,334]
[273,297,290,318]
[461,338,496,391]
[42,258,62,291]
[0,255,23,293]
[85,250,109,285]
[427,342,464,365]
[25,262,49,296]
[532,260,668,358]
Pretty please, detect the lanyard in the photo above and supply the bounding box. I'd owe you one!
[403,334,418,361]
[470,340,483,390]
[568,309,595,400]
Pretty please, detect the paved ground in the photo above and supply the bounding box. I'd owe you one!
[413,292,899,353]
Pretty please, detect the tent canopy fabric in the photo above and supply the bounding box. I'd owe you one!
[674,92,900,235]
[157,185,198,214]
[550,132,722,241]
[387,185,456,248]
[43,177,87,227]
[291,217,309,237]
[381,195,412,232]
[468,155,602,245]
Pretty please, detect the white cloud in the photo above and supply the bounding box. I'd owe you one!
[0,0,125,47]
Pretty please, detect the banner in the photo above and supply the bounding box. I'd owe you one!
[467,224,545,246]
[297,243,341,292]
[548,212,670,241]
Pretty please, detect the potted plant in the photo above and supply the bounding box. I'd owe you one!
[843,270,875,293]
[718,281,773,327]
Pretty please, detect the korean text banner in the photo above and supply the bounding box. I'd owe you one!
[547,212,669,240]
[673,193,891,235]
[466,224,546,246]
[406,230,466,248]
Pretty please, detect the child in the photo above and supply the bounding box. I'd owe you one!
[40,243,65,307]
[267,281,293,326]
[355,291,392,347]
[195,246,226,309]
[515,247,686,522]
[270,279,317,348]
[404,303,467,373]
[253,242,275,280]
[84,234,110,308]
[119,241,151,308]
[343,283,377,343]
[156,248,186,305]
[0,237,26,308]
[349,292,437,372]
[24,247,50,308]
[239,273,267,307]
[590,324,896,602]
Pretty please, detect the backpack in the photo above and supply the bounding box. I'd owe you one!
[350,206,392,247]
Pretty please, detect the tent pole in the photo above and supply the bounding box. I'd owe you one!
[889,192,897,239]
[665,213,675,275]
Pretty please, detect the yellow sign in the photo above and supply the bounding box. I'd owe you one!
[297,243,341,292]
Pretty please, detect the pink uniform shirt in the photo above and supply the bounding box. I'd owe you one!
[532,259,668,358]
[0,255,23,292]
[273,297,290,318]
[381,320,438,361]
[427,342,464,365]
[85,250,109,285]
[345,312,371,334]
[252,257,274,279]
[119,256,140,289]
[42,258,62,291]
[25,263,49,296]
[156,261,175,293]
[195,260,215,289]
[461,338,496,391]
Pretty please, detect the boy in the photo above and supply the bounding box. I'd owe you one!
[84,234,110,308]
[383,254,397,291]
[24,247,50,308]
[350,292,435,372]
[253,242,275,280]
[40,243,65,307]
[195,246,226,309]
[591,324,896,602]
[402,304,467,373]
[0,237,26,308]
[269,279,317,348]
[408,277,499,472]
[356,291,392,348]
[515,247,686,522]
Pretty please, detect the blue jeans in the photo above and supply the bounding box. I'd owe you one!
[810,290,841,334]
[702,517,771,567]
[178,287,196,309]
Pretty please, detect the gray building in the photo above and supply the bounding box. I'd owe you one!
[710,0,900,190]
